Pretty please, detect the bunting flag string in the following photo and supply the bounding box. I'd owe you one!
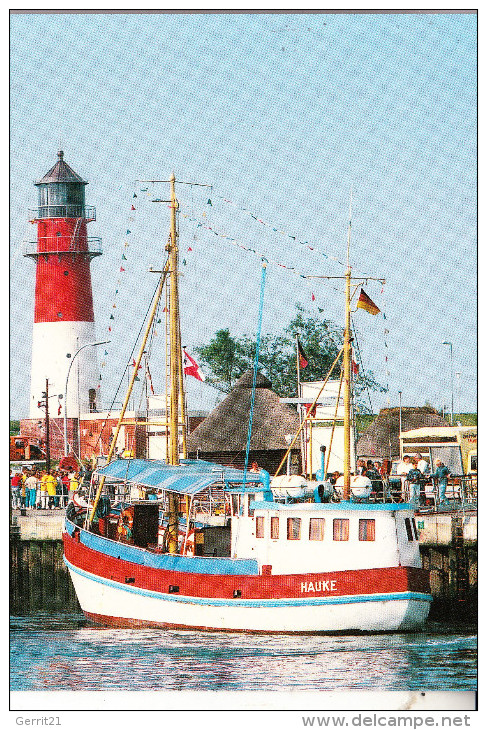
[179,208,343,300]
[99,191,140,380]
[206,194,377,278]
[131,182,379,317]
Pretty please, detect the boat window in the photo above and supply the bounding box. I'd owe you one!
[270,516,279,540]
[231,494,240,516]
[287,517,301,540]
[404,518,414,542]
[333,518,349,541]
[247,494,255,517]
[358,519,375,541]
[309,518,325,541]
[255,516,265,539]
[411,517,418,541]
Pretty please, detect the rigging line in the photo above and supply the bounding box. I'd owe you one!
[92,266,169,454]
[351,317,373,414]
[242,260,268,491]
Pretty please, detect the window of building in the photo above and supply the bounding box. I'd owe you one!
[333,518,349,541]
[404,518,414,542]
[247,493,255,517]
[270,516,279,540]
[88,388,97,413]
[287,517,301,540]
[309,518,325,541]
[359,519,376,541]
[255,516,265,539]
[412,517,419,540]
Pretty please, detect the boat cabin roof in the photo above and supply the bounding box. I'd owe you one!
[97,458,251,496]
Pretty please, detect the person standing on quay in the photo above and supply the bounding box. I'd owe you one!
[25,471,38,510]
[55,470,63,508]
[61,472,70,508]
[39,470,49,509]
[11,471,22,509]
[434,459,451,506]
[45,470,57,510]
[68,471,79,502]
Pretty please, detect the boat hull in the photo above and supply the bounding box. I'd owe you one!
[64,526,431,634]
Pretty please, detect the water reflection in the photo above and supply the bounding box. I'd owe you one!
[10,614,476,692]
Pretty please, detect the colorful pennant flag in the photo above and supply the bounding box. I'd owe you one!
[357,288,380,315]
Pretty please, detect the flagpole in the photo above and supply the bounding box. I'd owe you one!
[177,315,188,459]
[295,335,306,475]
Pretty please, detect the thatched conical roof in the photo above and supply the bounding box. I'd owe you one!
[357,406,450,459]
[187,370,300,452]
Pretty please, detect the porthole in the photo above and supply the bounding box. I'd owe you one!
[64,271,69,276]
[57,312,63,319]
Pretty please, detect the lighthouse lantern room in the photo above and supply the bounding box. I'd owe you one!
[25,151,102,419]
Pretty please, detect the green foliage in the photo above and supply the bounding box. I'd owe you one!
[10,420,20,437]
[195,305,386,409]
[454,413,477,426]
[195,329,246,392]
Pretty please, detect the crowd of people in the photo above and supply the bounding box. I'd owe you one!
[10,467,88,511]
[355,452,451,506]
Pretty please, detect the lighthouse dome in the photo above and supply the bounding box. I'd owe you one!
[36,150,87,185]
[35,151,87,218]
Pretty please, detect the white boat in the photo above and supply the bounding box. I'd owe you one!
[64,175,431,633]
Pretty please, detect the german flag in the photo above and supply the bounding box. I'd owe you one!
[297,338,308,368]
[357,288,380,315]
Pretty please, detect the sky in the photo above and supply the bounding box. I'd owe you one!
[9,10,477,419]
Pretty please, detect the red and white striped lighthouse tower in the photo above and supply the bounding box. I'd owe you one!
[25,151,102,419]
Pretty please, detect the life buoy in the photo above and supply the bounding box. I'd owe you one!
[121,507,134,529]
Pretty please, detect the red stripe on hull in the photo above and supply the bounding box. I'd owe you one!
[34,219,94,322]
[64,531,430,601]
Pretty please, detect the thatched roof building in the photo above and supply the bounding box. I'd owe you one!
[187,370,302,473]
[357,406,450,461]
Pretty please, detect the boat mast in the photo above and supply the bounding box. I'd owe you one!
[342,194,353,500]
[343,266,352,500]
[168,172,181,466]
[166,173,183,553]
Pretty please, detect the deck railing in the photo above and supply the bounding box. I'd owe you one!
[23,237,102,258]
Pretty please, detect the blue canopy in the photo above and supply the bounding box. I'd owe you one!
[96,458,247,496]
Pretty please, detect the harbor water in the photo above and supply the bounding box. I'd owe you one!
[10,611,476,692]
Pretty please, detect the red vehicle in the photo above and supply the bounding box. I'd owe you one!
[10,435,45,462]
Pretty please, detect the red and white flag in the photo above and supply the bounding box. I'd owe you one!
[351,347,359,376]
[183,349,206,381]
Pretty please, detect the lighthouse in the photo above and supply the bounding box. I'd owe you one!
[25,151,102,420]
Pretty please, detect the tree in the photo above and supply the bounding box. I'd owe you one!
[195,329,246,392]
[195,305,386,410]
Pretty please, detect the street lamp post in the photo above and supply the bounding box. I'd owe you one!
[442,341,454,425]
[63,341,110,456]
